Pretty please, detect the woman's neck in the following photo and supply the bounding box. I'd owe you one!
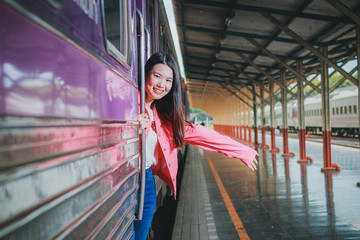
[145,100,153,110]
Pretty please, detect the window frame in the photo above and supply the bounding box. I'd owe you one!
[101,0,132,69]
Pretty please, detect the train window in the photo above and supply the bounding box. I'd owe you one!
[340,107,343,115]
[332,108,335,115]
[349,106,352,114]
[320,109,322,116]
[354,105,357,114]
[344,106,347,114]
[336,107,339,115]
[102,0,131,67]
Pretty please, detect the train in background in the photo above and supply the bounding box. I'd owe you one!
[260,85,359,138]
[0,0,183,239]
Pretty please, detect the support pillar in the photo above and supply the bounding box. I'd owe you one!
[320,46,339,172]
[236,109,239,139]
[254,126,259,145]
[243,112,247,142]
[296,61,312,163]
[232,107,236,138]
[248,126,252,143]
[248,110,252,144]
[253,84,259,145]
[280,70,295,157]
[233,105,236,138]
[239,120,243,140]
[260,86,269,148]
[269,80,280,152]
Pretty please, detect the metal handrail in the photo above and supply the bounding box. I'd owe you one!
[144,26,151,59]
[136,8,146,221]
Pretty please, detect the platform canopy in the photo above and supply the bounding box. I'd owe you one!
[174,0,360,111]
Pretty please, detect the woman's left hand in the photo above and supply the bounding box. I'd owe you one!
[248,154,259,171]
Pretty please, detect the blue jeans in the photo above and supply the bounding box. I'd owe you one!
[132,168,157,240]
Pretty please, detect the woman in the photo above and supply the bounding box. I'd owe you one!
[134,52,258,240]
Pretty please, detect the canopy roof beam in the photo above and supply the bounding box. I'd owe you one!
[175,0,353,23]
[262,12,359,86]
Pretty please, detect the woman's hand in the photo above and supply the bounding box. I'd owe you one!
[248,154,259,171]
[138,113,149,134]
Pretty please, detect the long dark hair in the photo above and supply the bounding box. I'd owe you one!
[145,52,185,148]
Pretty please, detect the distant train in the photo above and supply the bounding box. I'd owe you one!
[260,85,359,138]
[0,0,183,239]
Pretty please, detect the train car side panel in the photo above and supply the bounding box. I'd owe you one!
[0,0,141,239]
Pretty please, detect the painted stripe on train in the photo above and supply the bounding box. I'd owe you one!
[0,122,138,169]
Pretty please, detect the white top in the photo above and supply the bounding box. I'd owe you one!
[145,107,158,169]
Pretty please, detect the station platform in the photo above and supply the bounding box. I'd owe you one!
[171,135,360,239]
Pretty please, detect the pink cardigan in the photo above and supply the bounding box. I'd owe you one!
[144,107,258,199]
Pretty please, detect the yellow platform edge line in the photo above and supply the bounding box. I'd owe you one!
[204,150,250,240]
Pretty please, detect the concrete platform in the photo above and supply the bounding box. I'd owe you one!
[172,136,360,239]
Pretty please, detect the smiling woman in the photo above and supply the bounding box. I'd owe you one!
[134,52,258,240]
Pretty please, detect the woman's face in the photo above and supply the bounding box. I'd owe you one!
[145,63,173,103]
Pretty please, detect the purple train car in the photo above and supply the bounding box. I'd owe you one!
[0,0,178,239]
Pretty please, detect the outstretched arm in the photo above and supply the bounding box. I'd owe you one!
[184,124,258,170]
